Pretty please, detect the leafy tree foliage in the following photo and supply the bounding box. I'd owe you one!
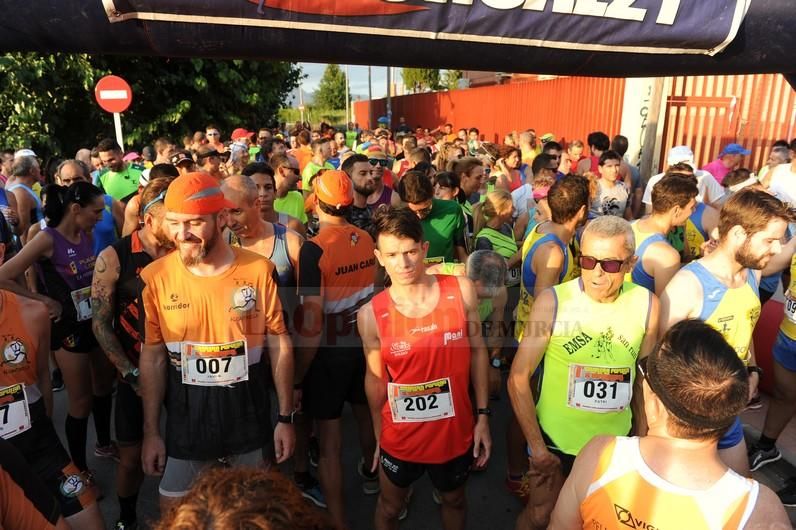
[0,53,301,157]
[314,64,347,111]
[402,68,441,92]
[443,69,463,90]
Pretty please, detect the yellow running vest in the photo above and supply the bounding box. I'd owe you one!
[515,224,579,341]
[536,279,651,456]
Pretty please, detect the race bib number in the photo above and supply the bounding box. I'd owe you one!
[0,384,31,439]
[507,266,521,286]
[70,286,93,321]
[388,378,455,423]
[181,340,248,387]
[785,290,796,324]
[567,365,631,413]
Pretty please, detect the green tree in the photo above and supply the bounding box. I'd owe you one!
[402,68,441,93]
[442,69,463,90]
[314,64,347,111]
[0,53,301,158]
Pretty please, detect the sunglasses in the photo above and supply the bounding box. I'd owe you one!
[579,255,627,274]
[369,158,389,168]
[206,132,219,136]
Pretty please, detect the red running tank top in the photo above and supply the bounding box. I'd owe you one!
[371,275,474,464]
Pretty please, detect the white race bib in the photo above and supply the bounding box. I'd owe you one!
[507,266,521,286]
[70,286,93,321]
[785,290,796,324]
[388,378,455,423]
[0,384,31,439]
[567,364,632,413]
[181,340,249,387]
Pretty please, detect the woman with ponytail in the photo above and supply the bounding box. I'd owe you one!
[0,181,118,482]
[473,190,521,284]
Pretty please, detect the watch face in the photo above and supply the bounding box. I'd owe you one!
[491,358,501,368]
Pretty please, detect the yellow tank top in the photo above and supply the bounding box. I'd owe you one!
[684,202,709,261]
[780,254,796,340]
[515,224,579,341]
[581,437,757,530]
[536,280,651,456]
[683,261,760,364]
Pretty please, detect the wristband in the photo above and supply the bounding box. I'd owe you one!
[747,365,763,378]
[277,412,295,424]
[477,408,492,417]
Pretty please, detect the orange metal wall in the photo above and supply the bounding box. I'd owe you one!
[659,74,796,172]
[353,76,626,147]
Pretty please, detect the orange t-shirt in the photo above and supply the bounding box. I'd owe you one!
[0,290,39,390]
[293,146,313,175]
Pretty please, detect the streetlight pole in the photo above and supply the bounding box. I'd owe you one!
[345,64,350,126]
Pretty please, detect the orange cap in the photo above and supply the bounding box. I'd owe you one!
[314,170,353,209]
[164,172,234,214]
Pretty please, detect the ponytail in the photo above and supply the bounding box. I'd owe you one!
[474,190,513,239]
[42,182,103,228]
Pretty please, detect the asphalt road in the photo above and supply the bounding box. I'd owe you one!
[50,376,796,529]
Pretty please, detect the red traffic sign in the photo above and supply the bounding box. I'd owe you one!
[94,75,132,113]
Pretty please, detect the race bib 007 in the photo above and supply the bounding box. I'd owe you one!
[567,364,632,413]
[388,378,455,423]
[0,384,32,439]
[181,340,248,387]
[70,286,93,321]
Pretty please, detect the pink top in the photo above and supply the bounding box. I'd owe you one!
[702,159,731,184]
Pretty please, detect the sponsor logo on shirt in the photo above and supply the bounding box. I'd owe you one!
[1,339,27,365]
[409,323,438,335]
[613,504,660,530]
[60,474,86,498]
[67,247,76,257]
[163,293,190,311]
[231,284,257,313]
[389,341,411,357]
[335,257,376,276]
[442,329,464,345]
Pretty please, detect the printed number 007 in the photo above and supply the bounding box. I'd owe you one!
[195,357,232,375]
[404,394,439,412]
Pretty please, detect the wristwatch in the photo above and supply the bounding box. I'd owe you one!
[747,365,763,378]
[477,408,492,417]
[490,357,502,369]
[277,412,295,424]
[122,367,140,386]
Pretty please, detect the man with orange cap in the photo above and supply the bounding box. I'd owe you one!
[138,172,295,509]
[295,170,379,529]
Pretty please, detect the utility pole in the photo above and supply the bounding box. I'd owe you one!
[298,83,305,125]
[368,65,373,129]
[386,66,392,130]
[345,65,351,126]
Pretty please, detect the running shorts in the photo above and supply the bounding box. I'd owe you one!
[717,417,744,450]
[115,381,143,445]
[773,330,796,372]
[159,447,264,497]
[51,320,97,353]
[8,400,97,517]
[379,446,473,492]
[302,345,367,420]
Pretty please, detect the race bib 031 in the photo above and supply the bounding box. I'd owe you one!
[388,378,455,423]
[181,340,249,387]
[567,364,632,413]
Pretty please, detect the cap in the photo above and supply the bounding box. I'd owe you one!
[540,133,555,143]
[122,151,140,162]
[164,172,234,214]
[720,143,751,157]
[533,186,551,200]
[314,170,353,209]
[170,150,194,167]
[667,145,696,169]
[195,146,229,161]
[13,148,37,159]
[366,146,387,158]
[377,116,389,124]
[231,128,254,141]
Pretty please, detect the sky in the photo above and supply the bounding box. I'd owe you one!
[296,62,404,103]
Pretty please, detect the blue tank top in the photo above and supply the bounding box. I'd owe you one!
[6,183,43,223]
[92,195,117,255]
[630,232,668,292]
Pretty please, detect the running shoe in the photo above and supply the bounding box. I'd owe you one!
[296,474,327,508]
[357,457,380,495]
[309,436,320,468]
[777,478,796,507]
[114,519,138,530]
[95,441,120,462]
[51,369,64,392]
[748,444,781,472]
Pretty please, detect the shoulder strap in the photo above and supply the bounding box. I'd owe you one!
[6,183,41,207]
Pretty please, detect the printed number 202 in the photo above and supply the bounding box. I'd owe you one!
[195,357,232,374]
[404,395,439,412]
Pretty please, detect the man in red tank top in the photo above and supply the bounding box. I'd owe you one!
[576,131,610,176]
[358,207,492,530]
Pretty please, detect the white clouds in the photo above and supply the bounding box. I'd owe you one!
[297,63,403,101]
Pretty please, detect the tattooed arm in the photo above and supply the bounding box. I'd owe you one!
[91,247,135,378]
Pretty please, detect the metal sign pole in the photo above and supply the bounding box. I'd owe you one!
[113,112,125,149]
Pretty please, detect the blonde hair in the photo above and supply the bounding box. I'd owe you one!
[473,189,513,240]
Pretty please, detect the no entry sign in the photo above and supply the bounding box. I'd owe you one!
[94,75,132,114]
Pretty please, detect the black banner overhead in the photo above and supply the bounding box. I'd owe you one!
[0,0,793,86]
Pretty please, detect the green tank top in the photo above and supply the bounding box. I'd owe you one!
[536,279,651,456]
[475,226,520,286]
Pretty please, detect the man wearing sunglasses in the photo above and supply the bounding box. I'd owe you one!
[365,147,399,208]
[548,319,788,530]
[660,189,792,477]
[204,125,225,153]
[509,216,659,530]
[269,154,308,226]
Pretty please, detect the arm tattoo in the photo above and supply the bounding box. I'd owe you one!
[91,287,134,374]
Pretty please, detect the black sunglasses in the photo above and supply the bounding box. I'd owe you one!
[369,158,389,168]
[579,255,627,274]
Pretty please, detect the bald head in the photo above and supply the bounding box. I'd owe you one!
[75,148,92,167]
[221,174,258,207]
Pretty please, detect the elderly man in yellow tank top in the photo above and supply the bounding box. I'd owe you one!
[509,216,659,530]
[660,189,793,477]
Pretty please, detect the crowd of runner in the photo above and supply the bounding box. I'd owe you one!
[0,119,795,529]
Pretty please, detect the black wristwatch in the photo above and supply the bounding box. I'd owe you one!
[747,365,764,378]
[277,412,295,424]
[477,408,492,417]
[122,368,140,386]
[490,357,502,369]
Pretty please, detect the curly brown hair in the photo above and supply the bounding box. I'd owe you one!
[153,467,333,530]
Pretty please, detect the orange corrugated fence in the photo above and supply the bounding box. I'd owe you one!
[353,76,626,148]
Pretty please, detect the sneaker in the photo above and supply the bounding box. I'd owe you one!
[95,441,120,462]
[748,444,781,472]
[309,436,319,468]
[777,478,796,507]
[432,488,442,505]
[357,458,380,495]
[51,369,64,392]
[296,475,327,509]
[745,395,763,410]
[114,520,138,530]
[398,487,413,521]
